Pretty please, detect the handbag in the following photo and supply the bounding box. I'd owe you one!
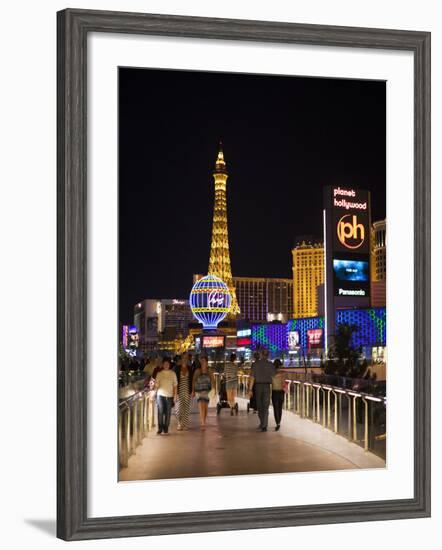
[194,373,211,392]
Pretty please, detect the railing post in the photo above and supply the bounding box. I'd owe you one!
[326,388,331,428]
[362,397,369,451]
[321,387,326,427]
[139,397,145,440]
[316,386,321,424]
[132,399,138,449]
[138,396,143,443]
[143,394,148,434]
[302,383,307,418]
[149,391,155,431]
[119,405,129,468]
[312,385,316,420]
[126,404,132,457]
[352,395,359,441]
[346,394,352,441]
[305,383,310,418]
[300,383,304,418]
[118,408,123,467]
[331,390,338,433]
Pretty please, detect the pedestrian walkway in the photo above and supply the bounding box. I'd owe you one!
[119,398,385,481]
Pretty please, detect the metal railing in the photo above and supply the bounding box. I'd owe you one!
[283,371,386,397]
[282,379,386,459]
[234,372,386,459]
[119,371,386,471]
[118,387,156,468]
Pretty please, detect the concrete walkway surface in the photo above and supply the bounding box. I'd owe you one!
[119,398,385,481]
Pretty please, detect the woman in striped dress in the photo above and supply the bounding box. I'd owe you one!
[224,353,239,415]
[175,353,192,430]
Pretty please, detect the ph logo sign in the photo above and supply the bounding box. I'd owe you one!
[337,214,365,250]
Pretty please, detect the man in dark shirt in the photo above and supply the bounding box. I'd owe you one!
[248,348,275,431]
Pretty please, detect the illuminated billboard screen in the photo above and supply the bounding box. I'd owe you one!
[333,258,369,297]
[288,330,300,350]
[237,328,251,347]
[122,325,129,349]
[307,328,323,350]
[333,259,369,282]
[194,336,201,353]
[202,335,225,348]
[128,325,139,349]
[237,337,251,347]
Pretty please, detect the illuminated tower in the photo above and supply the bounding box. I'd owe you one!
[208,143,240,316]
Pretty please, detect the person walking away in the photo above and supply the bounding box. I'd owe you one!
[224,353,239,415]
[155,357,178,435]
[248,351,260,414]
[192,355,213,429]
[271,358,286,431]
[175,353,192,430]
[248,349,275,432]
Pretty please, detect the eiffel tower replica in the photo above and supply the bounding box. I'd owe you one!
[208,142,240,317]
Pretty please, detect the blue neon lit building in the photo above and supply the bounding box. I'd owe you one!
[250,307,386,352]
[336,307,386,348]
[251,324,287,354]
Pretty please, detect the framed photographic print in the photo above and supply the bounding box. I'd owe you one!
[57,8,431,541]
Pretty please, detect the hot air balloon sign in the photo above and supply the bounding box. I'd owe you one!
[189,274,232,330]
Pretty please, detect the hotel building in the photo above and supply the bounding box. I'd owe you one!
[134,298,193,353]
[234,276,293,323]
[292,238,325,318]
[371,219,386,307]
[372,219,386,281]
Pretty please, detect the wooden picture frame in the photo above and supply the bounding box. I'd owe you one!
[57,8,431,541]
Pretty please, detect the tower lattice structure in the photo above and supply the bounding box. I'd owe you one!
[208,143,240,316]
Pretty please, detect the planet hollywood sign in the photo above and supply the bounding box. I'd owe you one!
[333,187,368,210]
[337,214,366,250]
[323,185,372,347]
[331,186,370,255]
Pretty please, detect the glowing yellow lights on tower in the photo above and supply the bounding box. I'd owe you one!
[208,143,240,316]
[292,241,324,318]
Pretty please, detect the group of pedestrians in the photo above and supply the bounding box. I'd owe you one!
[147,348,286,436]
[151,352,215,435]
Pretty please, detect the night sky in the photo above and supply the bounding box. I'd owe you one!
[119,68,386,323]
